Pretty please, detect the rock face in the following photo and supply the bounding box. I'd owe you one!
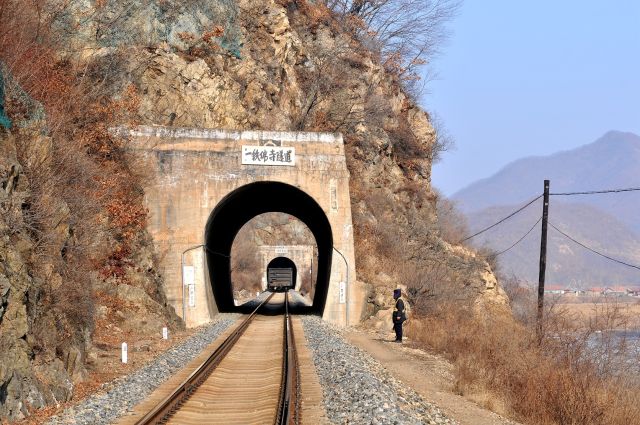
[120,1,500,294]
[1,0,507,419]
[0,106,180,421]
[61,0,506,313]
[0,132,74,419]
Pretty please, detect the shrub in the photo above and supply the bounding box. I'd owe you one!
[320,0,461,93]
[408,303,640,424]
[435,190,468,245]
[0,0,148,356]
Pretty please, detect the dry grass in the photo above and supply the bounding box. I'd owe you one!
[407,304,640,425]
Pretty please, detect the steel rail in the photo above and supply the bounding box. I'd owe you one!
[289,293,301,425]
[135,293,276,425]
[275,291,301,425]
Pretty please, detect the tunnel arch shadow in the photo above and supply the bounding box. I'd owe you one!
[205,181,332,315]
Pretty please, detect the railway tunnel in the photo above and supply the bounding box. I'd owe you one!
[122,126,362,327]
[205,181,332,315]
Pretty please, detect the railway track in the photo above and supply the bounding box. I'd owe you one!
[128,292,301,425]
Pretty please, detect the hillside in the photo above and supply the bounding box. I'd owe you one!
[454,131,640,233]
[456,131,640,286]
[0,0,504,420]
[467,200,640,286]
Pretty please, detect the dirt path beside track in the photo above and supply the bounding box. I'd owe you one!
[346,330,521,425]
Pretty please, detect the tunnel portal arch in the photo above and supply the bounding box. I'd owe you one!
[122,126,361,327]
[205,182,332,314]
[266,256,297,291]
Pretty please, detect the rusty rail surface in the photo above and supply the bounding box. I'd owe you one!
[275,291,301,425]
[134,293,276,425]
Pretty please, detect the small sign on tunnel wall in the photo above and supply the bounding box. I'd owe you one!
[339,281,346,304]
[242,146,296,166]
[183,266,195,286]
[188,284,196,307]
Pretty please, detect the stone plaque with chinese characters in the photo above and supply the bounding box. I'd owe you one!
[242,145,295,166]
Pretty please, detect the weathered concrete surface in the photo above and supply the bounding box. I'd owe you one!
[122,126,364,327]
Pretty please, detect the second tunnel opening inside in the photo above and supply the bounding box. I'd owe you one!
[231,212,319,307]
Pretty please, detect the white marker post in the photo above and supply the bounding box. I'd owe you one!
[121,342,128,364]
[162,327,168,340]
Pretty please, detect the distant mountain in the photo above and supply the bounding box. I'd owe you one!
[453,131,640,234]
[467,200,640,286]
[454,131,640,286]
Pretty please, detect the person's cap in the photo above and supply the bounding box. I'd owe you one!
[393,288,401,297]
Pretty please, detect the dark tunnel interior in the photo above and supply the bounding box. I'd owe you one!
[267,256,298,290]
[204,181,333,314]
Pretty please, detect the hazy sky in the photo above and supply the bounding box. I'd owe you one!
[424,1,640,195]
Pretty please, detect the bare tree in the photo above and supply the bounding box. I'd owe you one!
[429,111,455,163]
[435,190,467,244]
[321,0,461,84]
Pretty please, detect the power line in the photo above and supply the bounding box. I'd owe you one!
[548,221,640,271]
[550,187,640,196]
[494,216,542,257]
[459,195,542,243]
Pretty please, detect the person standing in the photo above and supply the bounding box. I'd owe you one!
[392,288,406,342]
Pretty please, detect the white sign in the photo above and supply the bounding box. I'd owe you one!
[275,246,288,255]
[242,145,295,166]
[121,342,128,364]
[188,284,196,307]
[339,281,346,304]
[162,327,168,340]
[183,266,195,286]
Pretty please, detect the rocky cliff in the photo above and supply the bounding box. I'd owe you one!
[0,63,182,423]
[0,0,506,420]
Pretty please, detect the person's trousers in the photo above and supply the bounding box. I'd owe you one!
[393,322,403,341]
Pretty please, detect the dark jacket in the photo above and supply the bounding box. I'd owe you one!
[392,298,406,324]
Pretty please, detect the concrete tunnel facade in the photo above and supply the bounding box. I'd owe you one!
[120,126,366,327]
[205,181,331,314]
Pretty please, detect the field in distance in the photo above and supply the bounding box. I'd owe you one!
[554,298,640,330]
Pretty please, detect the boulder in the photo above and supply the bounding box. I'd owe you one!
[62,346,88,383]
[115,284,170,335]
[34,359,74,403]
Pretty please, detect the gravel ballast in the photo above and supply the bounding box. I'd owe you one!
[302,316,457,425]
[46,314,239,425]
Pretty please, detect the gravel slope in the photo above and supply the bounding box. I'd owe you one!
[45,314,239,425]
[302,316,457,425]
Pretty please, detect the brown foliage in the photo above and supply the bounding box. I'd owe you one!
[0,0,148,354]
[435,191,468,245]
[387,116,430,163]
[320,0,460,93]
[176,25,225,58]
[296,0,335,28]
[408,303,640,424]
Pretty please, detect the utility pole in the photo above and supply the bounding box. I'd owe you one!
[537,180,550,336]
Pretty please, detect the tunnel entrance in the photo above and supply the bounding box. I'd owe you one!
[266,257,297,292]
[205,182,333,315]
